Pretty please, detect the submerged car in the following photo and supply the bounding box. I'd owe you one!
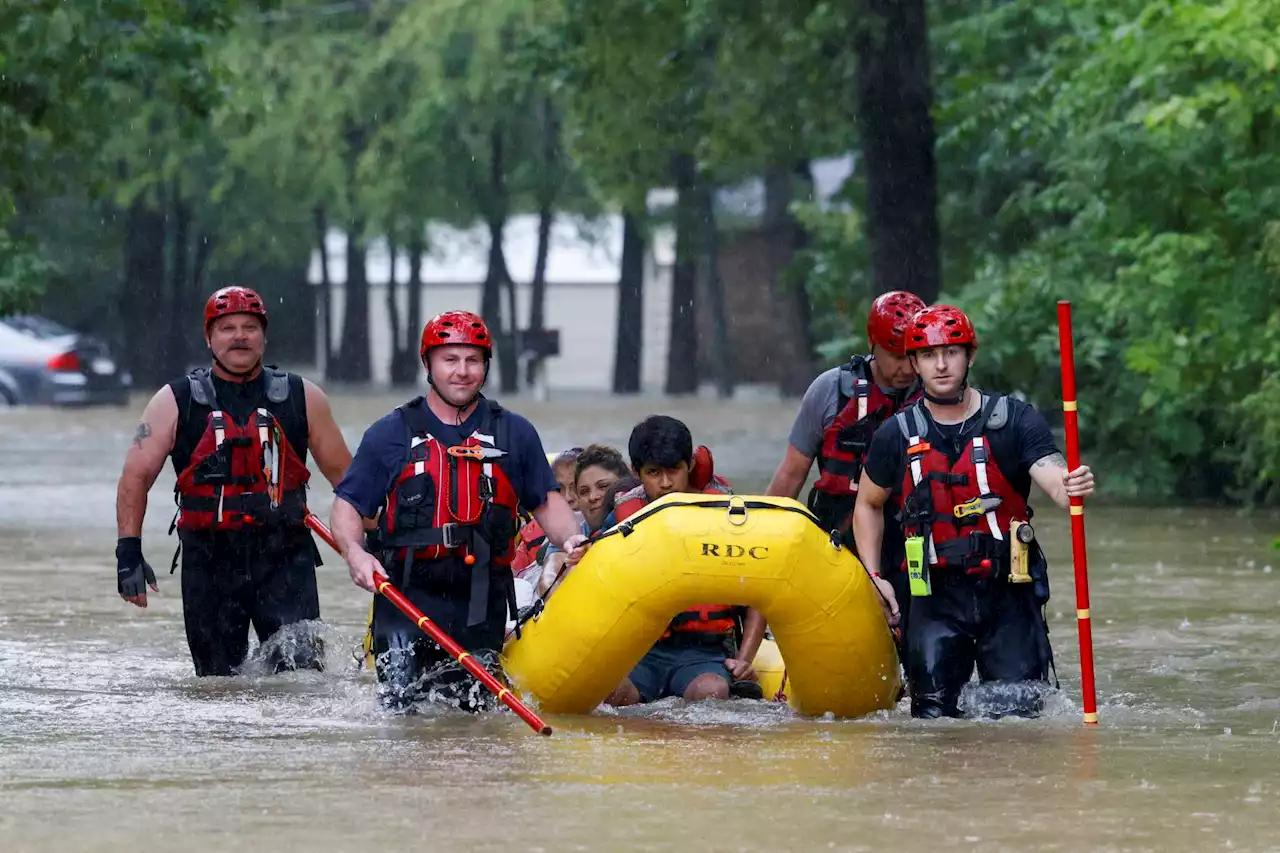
[0,315,132,407]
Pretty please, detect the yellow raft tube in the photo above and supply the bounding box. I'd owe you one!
[501,493,901,718]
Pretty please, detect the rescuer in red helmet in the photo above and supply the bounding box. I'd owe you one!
[114,286,354,677]
[328,310,588,712]
[766,290,927,617]
[853,304,1096,719]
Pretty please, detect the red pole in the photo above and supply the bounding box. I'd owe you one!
[1056,301,1099,725]
[304,513,552,736]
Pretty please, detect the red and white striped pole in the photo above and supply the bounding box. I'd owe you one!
[1056,300,1098,725]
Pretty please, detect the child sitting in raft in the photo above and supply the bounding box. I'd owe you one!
[571,415,766,705]
[534,445,632,596]
[507,448,583,634]
[512,447,583,579]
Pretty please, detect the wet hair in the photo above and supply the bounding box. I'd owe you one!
[552,447,584,471]
[627,415,693,471]
[573,444,630,486]
[602,475,642,519]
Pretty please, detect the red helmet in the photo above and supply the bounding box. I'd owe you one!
[904,304,978,353]
[867,290,927,355]
[204,286,267,331]
[420,311,493,361]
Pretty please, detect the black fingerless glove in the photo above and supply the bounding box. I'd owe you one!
[116,536,156,597]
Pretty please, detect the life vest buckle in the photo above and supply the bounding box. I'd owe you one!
[726,495,748,526]
[440,522,463,549]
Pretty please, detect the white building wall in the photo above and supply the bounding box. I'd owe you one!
[309,213,674,392]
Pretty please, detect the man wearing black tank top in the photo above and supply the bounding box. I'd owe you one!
[854,305,1096,718]
[114,286,353,677]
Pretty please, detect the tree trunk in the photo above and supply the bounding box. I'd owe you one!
[764,163,818,397]
[121,193,167,386]
[402,225,426,384]
[191,232,216,297]
[313,205,334,379]
[480,126,519,394]
[166,179,191,374]
[525,96,558,387]
[385,231,408,385]
[854,0,941,303]
[390,226,424,387]
[525,202,552,387]
[665,153,699,395]
[697,174,733,398]
[333,222,371,382]
[612,210,645,394]
[502,252,520,395]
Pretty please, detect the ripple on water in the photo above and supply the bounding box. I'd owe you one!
[2,397,1280,851]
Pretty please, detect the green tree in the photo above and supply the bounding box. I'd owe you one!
[0,0,246,313]
[951,0,1280,502]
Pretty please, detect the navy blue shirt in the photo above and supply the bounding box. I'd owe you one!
[335,396,559,518]
[863,393,1060,502]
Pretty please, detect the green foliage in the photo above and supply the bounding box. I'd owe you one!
[0,0,249,311]
[0,230,50,315]
[6,0,1278,505]
[948,0,1280,502]
[558,0,856,204]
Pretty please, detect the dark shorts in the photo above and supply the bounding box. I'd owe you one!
[628,635,732,702]
[178,528,323,677]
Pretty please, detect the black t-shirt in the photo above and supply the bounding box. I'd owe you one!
[168,369,309,475]
[863,392,1060,506]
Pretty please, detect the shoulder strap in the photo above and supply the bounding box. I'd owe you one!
[187,367,218,409]
[472,397,504,442]
[836,355,869,408]
[984,393,1010,430]
[263,367,290,404]
[397,396,433,437]
[490,401,509,453]
[895,402,928,440]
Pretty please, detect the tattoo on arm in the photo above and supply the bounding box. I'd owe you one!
[1034,452,1067,470]
[132,422,152,449]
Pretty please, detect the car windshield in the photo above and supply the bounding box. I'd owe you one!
[0,315,77,340]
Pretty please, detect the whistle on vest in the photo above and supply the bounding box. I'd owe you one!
[1009,520,1034,584]
[905,536,931,597]
[953,494,1002,519]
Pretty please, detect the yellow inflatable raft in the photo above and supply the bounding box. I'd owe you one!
[501,493,901,718]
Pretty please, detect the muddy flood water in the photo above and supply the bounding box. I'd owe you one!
[1,389,1277,852]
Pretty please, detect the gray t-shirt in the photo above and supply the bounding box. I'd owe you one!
[787,366,843,459]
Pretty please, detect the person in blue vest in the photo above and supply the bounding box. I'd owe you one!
[853,305,1096,718]
[329,310,587,711]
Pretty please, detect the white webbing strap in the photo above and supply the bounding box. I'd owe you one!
[971,436,1003,541]
[907,435,938,564]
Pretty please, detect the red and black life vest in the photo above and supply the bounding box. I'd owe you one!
[808,355,920,532]
[510,519,547,576]
[613,450,738,638]
[375,397,521,626]
[173,368,310,532]
[894,395,1028,577]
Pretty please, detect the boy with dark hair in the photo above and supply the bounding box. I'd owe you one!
[591,415,765,705]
